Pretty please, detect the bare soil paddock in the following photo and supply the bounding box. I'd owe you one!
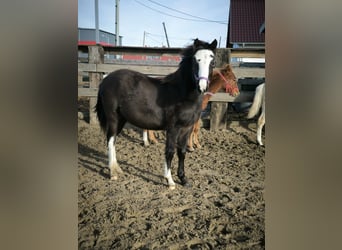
[78,98,265,249]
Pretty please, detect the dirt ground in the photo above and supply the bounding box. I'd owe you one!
[78,98,265,249]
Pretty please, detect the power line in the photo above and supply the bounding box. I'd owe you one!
[146,0,227,24]
[144,32,193,47]
[145,33,163,45]
[134,0,227,25]
[146,32,191,41]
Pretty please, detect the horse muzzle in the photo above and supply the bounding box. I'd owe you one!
[196,76,210,93]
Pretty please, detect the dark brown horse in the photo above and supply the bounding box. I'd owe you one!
[95,39,217,189]
[144,64,239,150]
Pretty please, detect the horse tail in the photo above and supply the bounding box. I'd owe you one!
[247,83,265,119]
[95,88,107,133]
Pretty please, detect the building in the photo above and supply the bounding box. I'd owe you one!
[78,28,122,47]
[227,0,265,48]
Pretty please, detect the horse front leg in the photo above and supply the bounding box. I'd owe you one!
[177,148,190,187]
[164,129,177,189]
[177,126,193,187]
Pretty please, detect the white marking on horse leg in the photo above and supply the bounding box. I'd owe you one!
[108,136,123,180]
[164,161,175,189]
[257,112,265,146]
[257,126,263,146]
[143,130,149,146]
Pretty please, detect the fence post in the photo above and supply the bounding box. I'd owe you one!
[210,48,231,131]
[210,102,229,131]
[88,45,104,125]
[215,48,231,67]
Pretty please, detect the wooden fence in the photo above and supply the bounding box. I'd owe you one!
[78,45,265,130]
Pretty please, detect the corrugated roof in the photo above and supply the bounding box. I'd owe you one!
[227,0,265,46]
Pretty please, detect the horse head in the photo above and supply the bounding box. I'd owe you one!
[220,64,240,97]
[192,38,217,93]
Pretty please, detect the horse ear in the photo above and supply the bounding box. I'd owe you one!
[193,38,200,47]
[210,39,218,50]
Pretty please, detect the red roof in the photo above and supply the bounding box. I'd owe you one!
[227,0,265,46]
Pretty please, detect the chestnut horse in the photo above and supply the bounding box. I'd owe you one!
[187,64,239,151]
[95,39,217,189]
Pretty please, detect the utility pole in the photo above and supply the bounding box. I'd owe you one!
[115,0,120,46]
[162,22,170,48]
[95,0,99,44]
[143,31,146,46]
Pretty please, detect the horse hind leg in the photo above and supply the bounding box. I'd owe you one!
[192,120,202,149]
[143,130,149,146]
[143,130,158,146]
[107,118,126,180]
[187,120,201,152]
[257,111,265,146]
[148,130,158,144]
[187,126,195,152]
[107,136,122,180]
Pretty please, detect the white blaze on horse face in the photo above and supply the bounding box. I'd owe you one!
[194,49,214,92]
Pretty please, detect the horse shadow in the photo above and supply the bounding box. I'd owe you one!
[78,143,108,178]
[78,142,167,187]
[118,127,151,146]
[226,121,265,146]
[123,163,168,187]
[226,121,258,145]
[119,128,166,146]
[119,132,146,146]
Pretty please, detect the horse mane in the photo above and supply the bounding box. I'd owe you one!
[162,44,194,84]
[180,44,195,60]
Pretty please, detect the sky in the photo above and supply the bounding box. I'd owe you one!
[78,0,230,48]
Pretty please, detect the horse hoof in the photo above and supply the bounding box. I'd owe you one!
[169,185,176,190]
[181,179,192,188]
[183,182,192,188]
[115,166,124,174]
[187,147,194,152]
[182,182,192,188]
[110,175,118,181]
